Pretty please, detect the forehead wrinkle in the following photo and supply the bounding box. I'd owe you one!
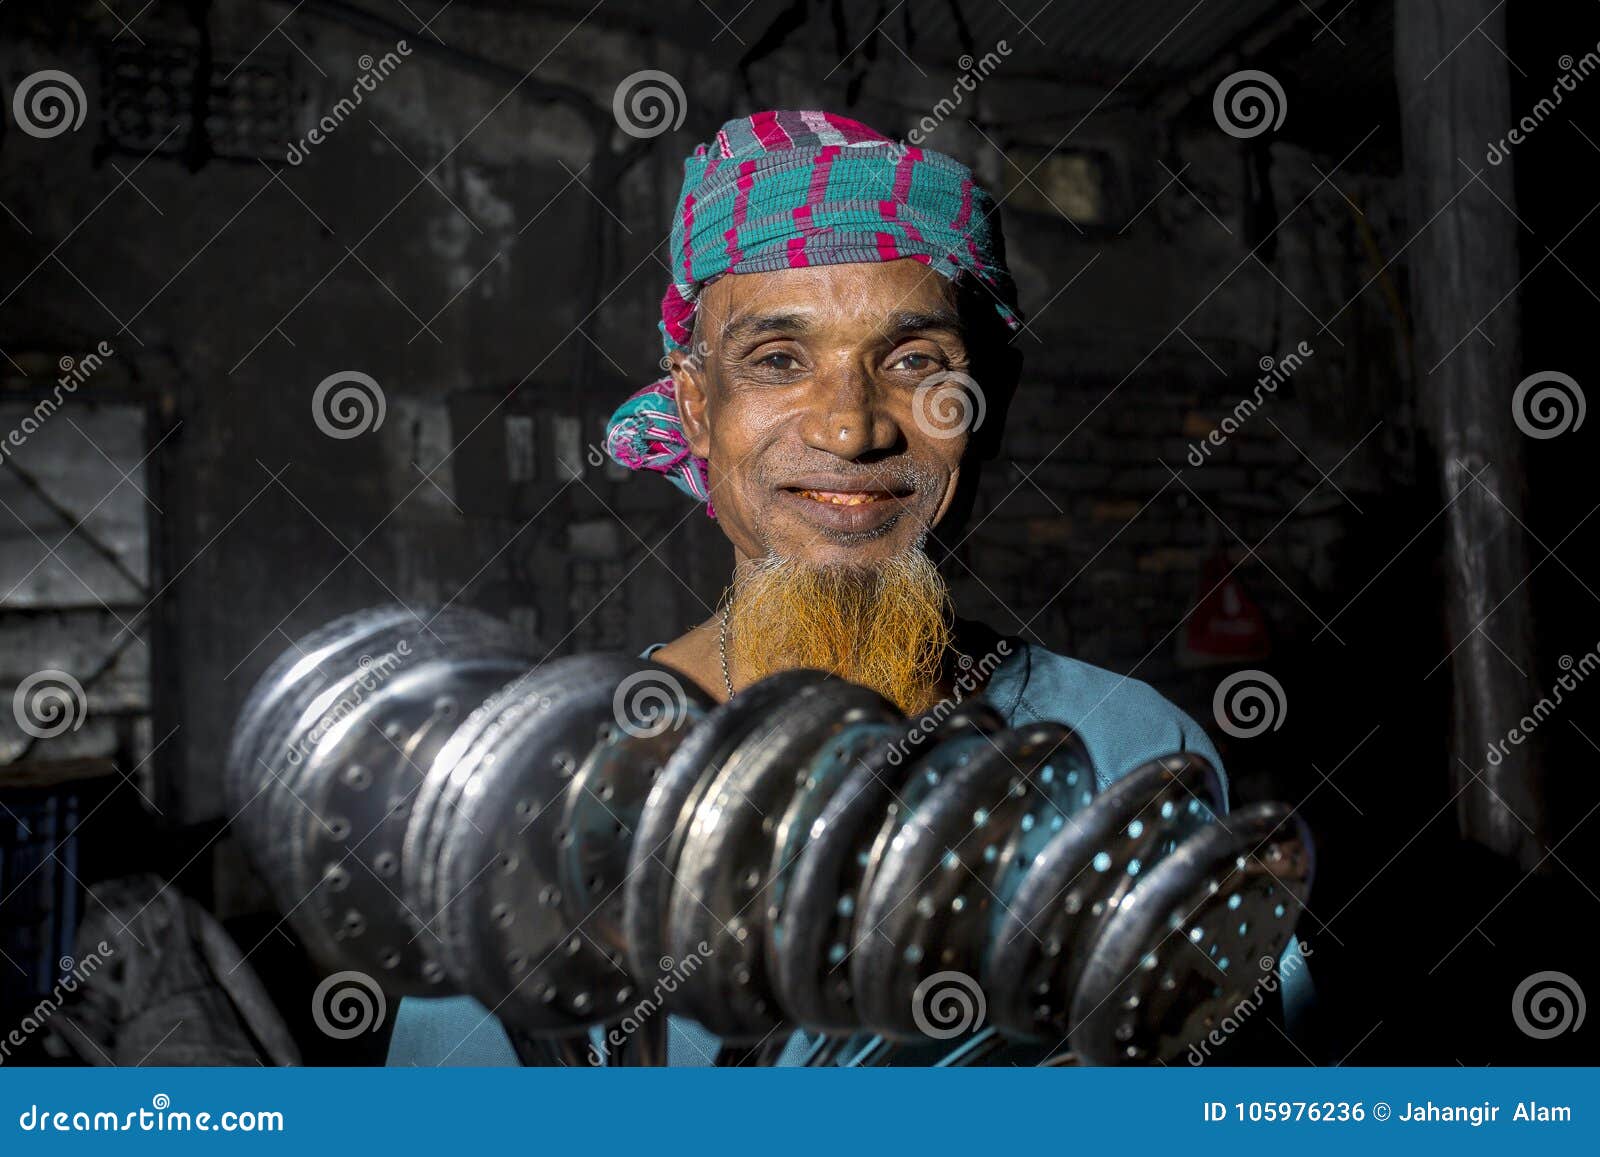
[695,275,791,351]
[881,307,964,337]
[864,267,964,347]
[702,272,962,356]
[722,311,816,343]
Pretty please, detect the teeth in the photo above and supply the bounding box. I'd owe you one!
[798,490,879,506]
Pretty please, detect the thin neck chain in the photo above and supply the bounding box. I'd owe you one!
[719,600,735,699]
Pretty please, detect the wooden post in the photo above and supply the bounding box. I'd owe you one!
[1395,1,1547,867]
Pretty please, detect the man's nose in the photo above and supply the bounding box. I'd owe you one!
[798,364,900,460]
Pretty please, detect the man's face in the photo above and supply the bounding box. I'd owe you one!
[671,259,975,568]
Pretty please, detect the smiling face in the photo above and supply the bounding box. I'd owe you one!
[669,259,981,569]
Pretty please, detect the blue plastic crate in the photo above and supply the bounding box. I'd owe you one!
[0,788,81,1012]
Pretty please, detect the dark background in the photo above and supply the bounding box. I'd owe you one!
[1,0,1596,1065]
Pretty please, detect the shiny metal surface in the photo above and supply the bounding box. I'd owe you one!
[227,607,526,995]
[621,669,829,988]
[985,752,1225,1039]
[665,679,896,1040]
[1069,801,1314,1065]
[850,723,1089,1039]
[232,605,1315,1062]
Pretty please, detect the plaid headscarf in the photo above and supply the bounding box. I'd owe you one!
[604,109,1024,515]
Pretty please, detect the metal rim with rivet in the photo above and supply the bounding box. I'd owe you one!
[428,656,662,1034]
[666,679,896,1039]
[984,752,1224,1040]
[621,669,831,987]
[1069,801,1313,1065]
[558,689,713,967]
[850,724,1074,1039]
[293,656,532,992]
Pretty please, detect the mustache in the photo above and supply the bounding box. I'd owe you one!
[759,457,943,493]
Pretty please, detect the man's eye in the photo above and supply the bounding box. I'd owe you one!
[756,352,799,371]
[891,352,939,372]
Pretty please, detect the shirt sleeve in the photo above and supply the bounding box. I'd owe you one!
[385,995,518,1066]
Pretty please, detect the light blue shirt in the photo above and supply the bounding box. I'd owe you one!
[386,637,1314,1065]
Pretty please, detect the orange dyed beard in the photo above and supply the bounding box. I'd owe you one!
[727,550,953,715]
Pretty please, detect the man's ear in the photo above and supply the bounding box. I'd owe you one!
[671,345,713,459]
[968,340,1020,462]
[954,278,1022,463]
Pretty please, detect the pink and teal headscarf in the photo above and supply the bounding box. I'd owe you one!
[603,108,1025,515]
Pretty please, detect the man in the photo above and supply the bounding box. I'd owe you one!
[388,109,1311,1066]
